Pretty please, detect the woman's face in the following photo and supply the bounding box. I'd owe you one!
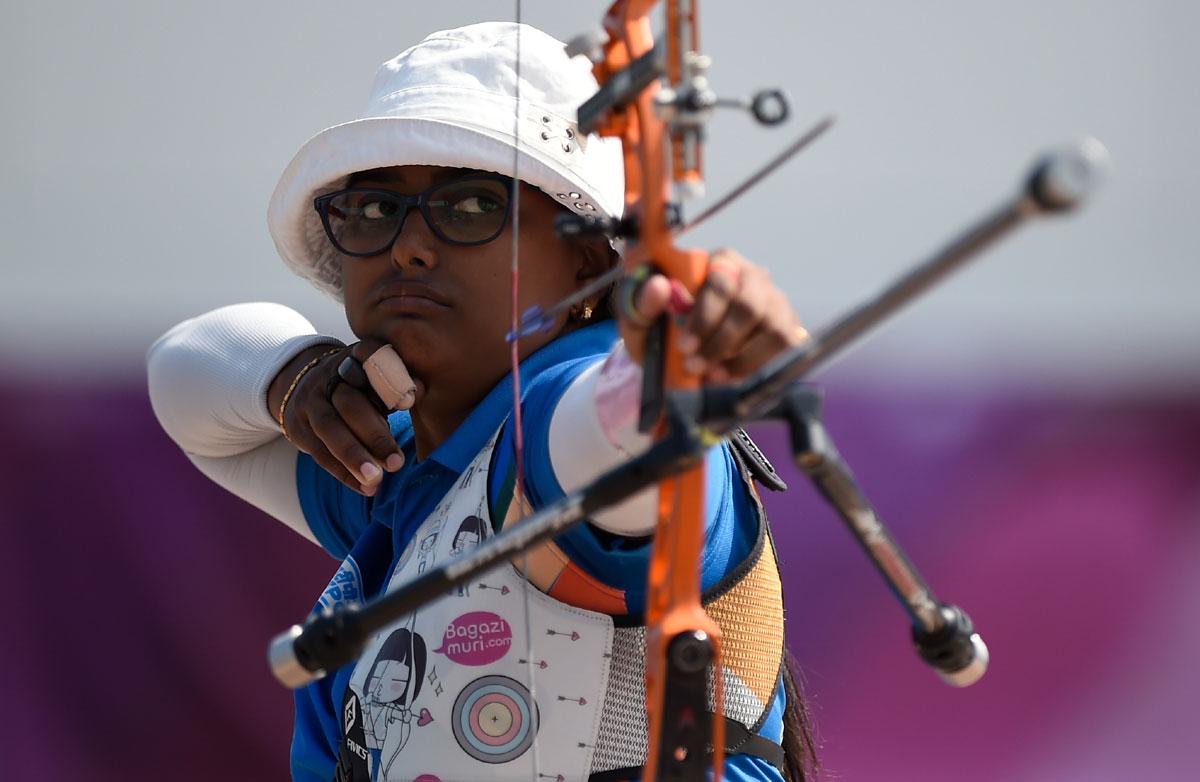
[339,165,604,406]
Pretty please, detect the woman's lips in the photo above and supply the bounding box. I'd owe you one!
[376,294,450,316]
[374,281,451,316]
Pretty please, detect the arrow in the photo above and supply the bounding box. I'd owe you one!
[557,695,588,706]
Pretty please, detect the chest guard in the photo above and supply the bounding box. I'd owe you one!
[330,432,786,782]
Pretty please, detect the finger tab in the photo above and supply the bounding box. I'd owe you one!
[364,346,417,411]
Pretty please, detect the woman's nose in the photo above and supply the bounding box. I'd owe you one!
[389,207,438,271]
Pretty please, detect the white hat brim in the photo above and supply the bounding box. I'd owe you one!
[267,115,622,299]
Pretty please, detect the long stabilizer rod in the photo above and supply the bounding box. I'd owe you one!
[269,139,1110,690]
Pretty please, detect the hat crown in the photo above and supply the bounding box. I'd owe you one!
[364,23,594,123]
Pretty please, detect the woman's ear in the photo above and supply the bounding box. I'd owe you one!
[572,235,618,284]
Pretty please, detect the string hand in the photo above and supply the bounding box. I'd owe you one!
[268,338,409,496]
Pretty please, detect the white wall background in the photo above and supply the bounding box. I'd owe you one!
[2,1,1196,390]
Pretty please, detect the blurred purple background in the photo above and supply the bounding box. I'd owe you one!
[3,376,1195,780]
[4,1,1198,779]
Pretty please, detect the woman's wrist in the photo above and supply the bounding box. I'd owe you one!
[148,303,344,455]
[267,342,346,426]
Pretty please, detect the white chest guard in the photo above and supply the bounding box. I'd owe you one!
[336,434,615,782]
[332,430,787,782]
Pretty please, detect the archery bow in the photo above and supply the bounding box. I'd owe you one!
[267,4,1112,781]
[557,3,822,776]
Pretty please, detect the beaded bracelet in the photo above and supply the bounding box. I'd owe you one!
[276,347,343,438]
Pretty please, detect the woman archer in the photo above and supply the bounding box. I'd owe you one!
[148,21,816,782]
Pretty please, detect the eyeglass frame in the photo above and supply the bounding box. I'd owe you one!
[313,172,517,257]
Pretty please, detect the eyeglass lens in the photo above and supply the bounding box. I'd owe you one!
[323,178,511,256]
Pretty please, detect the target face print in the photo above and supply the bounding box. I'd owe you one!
[451,675,539,763]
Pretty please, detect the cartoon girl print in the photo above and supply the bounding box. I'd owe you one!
[416,532,439,576]
[450,515,486,596]
[361,627,428,780]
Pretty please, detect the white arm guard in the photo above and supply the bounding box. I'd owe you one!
[146,302,343,541]
[548,343,659,536]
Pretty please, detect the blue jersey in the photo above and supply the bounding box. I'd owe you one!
[293,321,786,782]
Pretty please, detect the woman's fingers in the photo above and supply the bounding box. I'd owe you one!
[617,272,672,363]
[280,337,406,495]
[329,383,406,473]
[290,427,377,495]
[679,249,807,379]
[720,304,807,378]
[343,339,405,469]
[611,248,809,380]
[685,262,775,374]
[680,253,742,352]
[308,407,391,494]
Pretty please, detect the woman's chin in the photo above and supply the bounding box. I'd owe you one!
[378,323,444,363]
[373,323,512,410]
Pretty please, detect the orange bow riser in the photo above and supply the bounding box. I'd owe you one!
[582,2,725,780]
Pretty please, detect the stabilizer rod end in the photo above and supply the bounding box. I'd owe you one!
[268,625,324,689]
[913,604,989,688]
[269,604,369,689]
[1026,137,1111,212]
[936,632,989,688]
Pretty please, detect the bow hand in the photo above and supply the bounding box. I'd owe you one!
[618,249,810,384]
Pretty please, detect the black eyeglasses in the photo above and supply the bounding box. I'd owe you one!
[314,173,516,257]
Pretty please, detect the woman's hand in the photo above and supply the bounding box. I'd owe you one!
[267,338,405,496]
[618,248,809,381]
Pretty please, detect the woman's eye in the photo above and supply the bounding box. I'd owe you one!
[361,200,399,220]
[452,195,501,215]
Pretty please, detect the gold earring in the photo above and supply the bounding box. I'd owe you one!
[583,303,594,320]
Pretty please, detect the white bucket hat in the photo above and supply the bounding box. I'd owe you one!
[267,22,625,300]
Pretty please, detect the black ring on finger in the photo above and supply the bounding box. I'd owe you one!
[323,373,344,405]
[337,356,370,389]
